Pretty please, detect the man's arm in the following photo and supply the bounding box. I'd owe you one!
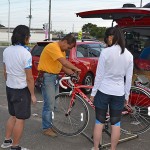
[25,68,36,104]
[62,66,74,75]
[3,63,7,81]
[58,57,81,72]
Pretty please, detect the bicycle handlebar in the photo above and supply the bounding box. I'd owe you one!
[59,76,75,89]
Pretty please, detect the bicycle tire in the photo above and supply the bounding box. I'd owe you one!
[121,86,150,135]
[52,92,89,136]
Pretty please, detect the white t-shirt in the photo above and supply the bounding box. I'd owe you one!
[91,45,133,100]
[3,45,32,89]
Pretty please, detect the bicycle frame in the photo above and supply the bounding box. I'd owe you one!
[60,77,95,111]
[59,77,130,114]
[52,76,150,136]
[70,84,95,109]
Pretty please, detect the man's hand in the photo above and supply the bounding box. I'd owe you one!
[124,100,132,111]
[31,95,37,105]
[124,100,128,107]
[90,96,94,102]
[75,68,81,73]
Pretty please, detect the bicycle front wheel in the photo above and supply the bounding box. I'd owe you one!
[52,92,89,136]
[121,86,150,135]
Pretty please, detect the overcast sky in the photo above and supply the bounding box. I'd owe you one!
[0,0,149,33]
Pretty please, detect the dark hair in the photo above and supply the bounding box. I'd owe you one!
[61,33,76,45]
[104,26,125,54]
[11,25,30,45]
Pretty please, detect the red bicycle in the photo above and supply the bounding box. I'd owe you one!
[52,76,150,136]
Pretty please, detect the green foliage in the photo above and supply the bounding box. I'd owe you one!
[82,23,106,39]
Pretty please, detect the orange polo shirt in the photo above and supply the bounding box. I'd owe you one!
[38,42,65,74]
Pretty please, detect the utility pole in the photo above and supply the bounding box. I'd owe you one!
[72,24,74,33]
[8,0,10,45]
[28,0,32,30]
[48,0,51,40]
[140,0,142,7]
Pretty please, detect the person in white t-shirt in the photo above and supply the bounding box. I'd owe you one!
[1,25,37,150]
[90,26,133,150]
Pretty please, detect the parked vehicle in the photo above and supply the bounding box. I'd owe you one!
[31,40,105,94]
[76,3,150,71]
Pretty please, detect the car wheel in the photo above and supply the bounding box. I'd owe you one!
[82,73,93,94]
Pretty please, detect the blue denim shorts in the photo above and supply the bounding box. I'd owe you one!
[94,90,125,111]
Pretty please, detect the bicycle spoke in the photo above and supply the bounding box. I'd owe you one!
[121,86,150,135]
[52,92,89,136]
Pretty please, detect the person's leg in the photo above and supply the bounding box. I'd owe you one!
[93,123,104,150]
[111,125,120,150]
[41,73,57,130]
[5,116,16,139]
[109,95,125,150]
[3,86,16,142]
[1,116,15,148]
[11,87,31,148]
[11,119,24,146]
[93,91,110,150]
[54,76,59,110]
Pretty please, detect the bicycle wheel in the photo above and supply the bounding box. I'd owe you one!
[52,92,89,136]
[121,86,150,135]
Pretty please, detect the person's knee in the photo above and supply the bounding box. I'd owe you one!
[110,117,121,126]
[95,108,107,124]
[110,109,122,126]
[95,119,103,124]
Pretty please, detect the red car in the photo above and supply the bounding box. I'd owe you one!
[31,40,105,93]
[76,3,150,72]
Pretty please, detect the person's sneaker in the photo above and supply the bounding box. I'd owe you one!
[1,139,12,148]
[10,146,29,150]
[43,128,57,137]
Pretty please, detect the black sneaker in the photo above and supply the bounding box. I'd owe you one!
[1,139,12,148]
[10,146,29,150]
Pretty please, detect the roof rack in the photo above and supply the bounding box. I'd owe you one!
[81,38,99,42]
[122,3,136,8]
[143,3,150,8]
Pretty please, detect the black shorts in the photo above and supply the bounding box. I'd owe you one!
[6,86,31,119]
[94,90,125,120]
[94,90,125,111]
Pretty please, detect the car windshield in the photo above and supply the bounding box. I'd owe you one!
[31,45,46,56]
[124,30,150,59]
[76,43,105,58]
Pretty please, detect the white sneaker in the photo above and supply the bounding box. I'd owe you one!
[20,147,29,150]
[1,139,12,148]
[10,146,29,150]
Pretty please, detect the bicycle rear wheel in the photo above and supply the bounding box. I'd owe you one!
[52,92,89,136]
[121,86,150,135]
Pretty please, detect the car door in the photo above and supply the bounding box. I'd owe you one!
[76,8,150,27]
[76,7,150,72]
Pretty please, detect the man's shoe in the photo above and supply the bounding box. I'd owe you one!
[43,128,57,137]
[51,127,57,133]
[1,139,12,148]
[10,146,29,150]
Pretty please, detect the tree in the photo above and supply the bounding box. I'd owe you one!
[82,23,97,33]
[82,23,106,39]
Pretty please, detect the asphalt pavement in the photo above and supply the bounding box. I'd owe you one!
[0,46,150,150]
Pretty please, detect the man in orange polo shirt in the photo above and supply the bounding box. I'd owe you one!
[38,33,81,137]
